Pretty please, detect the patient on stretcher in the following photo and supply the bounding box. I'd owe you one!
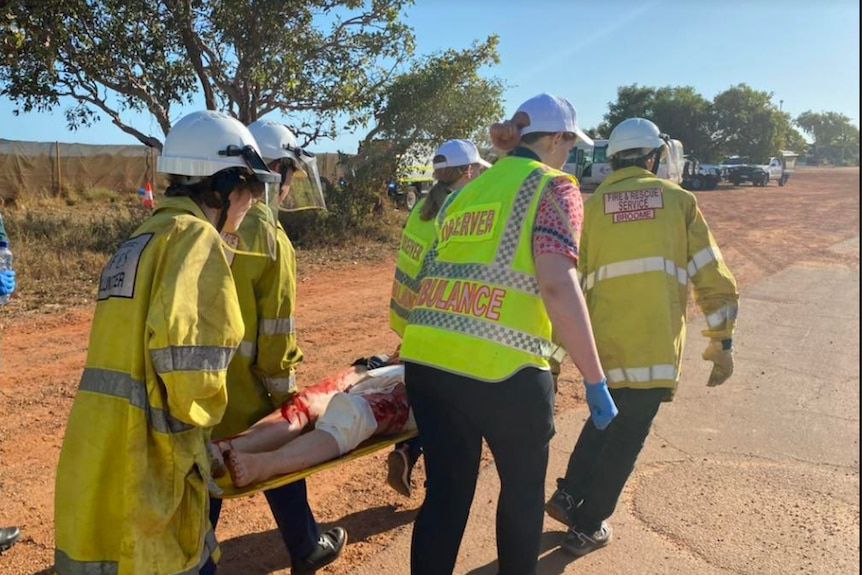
[211,362,415,488]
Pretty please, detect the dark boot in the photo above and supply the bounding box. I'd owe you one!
[292,527,347,575]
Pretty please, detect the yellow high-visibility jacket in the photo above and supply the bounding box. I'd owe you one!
[582,166,739,397]
[214,202,303,439]
[55,196,244,575]
[390,198,435,337]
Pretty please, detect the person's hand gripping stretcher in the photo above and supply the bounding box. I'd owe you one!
[209,354,416,490]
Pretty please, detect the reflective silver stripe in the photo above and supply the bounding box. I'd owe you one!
[238,340,257,358]
[409,308,552,357]
[687,246,720,278]
[394,267,421,292]
[420,261,539,294]
[192,527,219,575]
[260,316,295,336]
[583,256,688,291]
[390,298,410,321]
[261,373,296,393]
[706,304,738,328]
[55,550,117,575]
[79,368,194,434]
[496,168,545,265]
[606,364,678,384]
[151,345,234,373]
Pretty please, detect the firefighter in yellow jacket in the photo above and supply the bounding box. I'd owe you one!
[399,94,617,575]
[545,117,739,557]
[202,120,346,575]
[54,110,280,575]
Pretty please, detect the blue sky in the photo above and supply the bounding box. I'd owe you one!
[1,0,858,152]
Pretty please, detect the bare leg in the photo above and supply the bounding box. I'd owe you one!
[225,430,341,488]
[225,366,369,454]
[223,410,307,454]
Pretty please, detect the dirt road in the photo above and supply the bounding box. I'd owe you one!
[0,167,858,574]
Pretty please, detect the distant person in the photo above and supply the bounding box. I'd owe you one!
[387,138,489,497]
[545,117,739,557]
[399,93,617,575]
[54,110,278,575]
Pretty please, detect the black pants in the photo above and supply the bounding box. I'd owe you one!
[405,362,555,575]
[559,387,666,532]
[201,480,320,574]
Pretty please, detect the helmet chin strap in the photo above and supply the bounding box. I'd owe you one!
[216,193,231,232]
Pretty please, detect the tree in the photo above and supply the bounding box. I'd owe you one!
[338,38,504,214]
[796,111,859,165]
[711,83,786,162]
[1,0,415,149]
[596,84,717,161]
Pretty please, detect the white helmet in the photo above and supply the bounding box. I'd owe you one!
[158,110,278,183]
[247,120,304,164]
[607,118,666,159]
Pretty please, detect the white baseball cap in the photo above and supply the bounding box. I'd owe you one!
[516,93,594,146]
[433,139,492,169]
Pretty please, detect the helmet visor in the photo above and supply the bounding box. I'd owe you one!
[278,146,326,212]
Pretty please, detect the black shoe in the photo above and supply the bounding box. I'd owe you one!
[292,527,347,575]
[0,526,20,552]
[562,521,612,557]
[544,486,580,528]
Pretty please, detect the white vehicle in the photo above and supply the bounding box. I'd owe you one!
[563,139,611,189]
[563,137,683,189]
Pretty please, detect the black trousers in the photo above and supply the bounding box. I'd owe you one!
[201,480,320,574]
[559,387,666,532]
[405,362,555,575]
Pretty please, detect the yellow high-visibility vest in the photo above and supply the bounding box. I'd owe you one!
[390,198,436,337]
[400,156,575,381]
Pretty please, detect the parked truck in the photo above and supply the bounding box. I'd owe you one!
[723,152,798,187]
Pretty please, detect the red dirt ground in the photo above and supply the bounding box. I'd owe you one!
[0,167,858,575]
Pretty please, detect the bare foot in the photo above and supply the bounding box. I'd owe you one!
[224,449,269,488]
[207,442,227,478]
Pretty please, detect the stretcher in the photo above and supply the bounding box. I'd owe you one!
[212,429,418,499]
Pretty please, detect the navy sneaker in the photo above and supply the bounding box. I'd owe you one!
[386,445,413,497]
[544,486,580,527]
[292,527,347,575]
[0,526,20,552]
[562,521,612,557]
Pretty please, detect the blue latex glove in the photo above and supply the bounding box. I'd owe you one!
[0,269,15,296]
[583,378,618,431]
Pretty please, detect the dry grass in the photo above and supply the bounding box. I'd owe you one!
[1,191,407,318]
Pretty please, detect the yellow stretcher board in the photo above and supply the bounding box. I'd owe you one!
[212,429,418,499]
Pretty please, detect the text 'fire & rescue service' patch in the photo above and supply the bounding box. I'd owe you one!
[604,188,664,223]
[98,233,153,300]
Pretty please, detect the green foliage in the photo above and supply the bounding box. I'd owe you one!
[594,83,811,163]
[1,0,416,148]
[795,111,859,166]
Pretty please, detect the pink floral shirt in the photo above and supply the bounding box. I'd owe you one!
[532,175,583,263]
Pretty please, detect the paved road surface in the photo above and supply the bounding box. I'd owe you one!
[355,237,860,575]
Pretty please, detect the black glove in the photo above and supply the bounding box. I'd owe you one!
[351,354,390,370]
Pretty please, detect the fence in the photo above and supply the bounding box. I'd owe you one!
[0,138,347,205]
